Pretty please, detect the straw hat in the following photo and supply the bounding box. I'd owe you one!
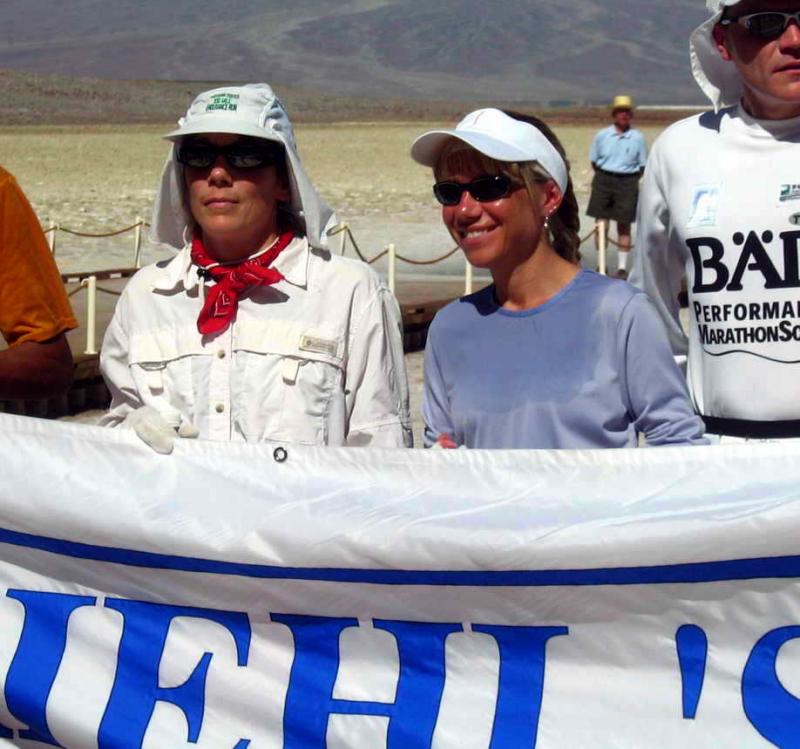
[611,95,634,111]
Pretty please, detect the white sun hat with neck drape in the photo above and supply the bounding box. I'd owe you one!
[151,83,337,251]
[690,0,746,111]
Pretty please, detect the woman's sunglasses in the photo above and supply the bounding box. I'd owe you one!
[433,175,517,206]
[720,11,800,39]
[177,141,284,169]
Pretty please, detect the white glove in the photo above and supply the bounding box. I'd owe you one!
[123,406,199,455]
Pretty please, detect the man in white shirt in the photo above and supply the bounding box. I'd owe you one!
[630,0,800,439]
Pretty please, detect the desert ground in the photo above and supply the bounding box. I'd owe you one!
[0,121,666,272]
[1,121,667,444]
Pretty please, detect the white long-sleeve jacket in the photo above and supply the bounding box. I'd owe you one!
[630,105,800,422]
[100,236,412,446]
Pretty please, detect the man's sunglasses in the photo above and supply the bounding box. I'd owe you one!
[720,11,800,39]
[433,175,518,206]
[176,141,284,169]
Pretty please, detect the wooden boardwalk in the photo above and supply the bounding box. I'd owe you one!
[1,272,484,417]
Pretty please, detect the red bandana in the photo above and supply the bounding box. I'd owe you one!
[191,231,294,336]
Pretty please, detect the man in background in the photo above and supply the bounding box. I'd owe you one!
[0,166,76,400]
[630,0,800,440]
[587,95,647,279]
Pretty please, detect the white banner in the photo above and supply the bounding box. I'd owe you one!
[0,412,799,748]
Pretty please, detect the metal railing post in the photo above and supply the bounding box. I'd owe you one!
[464,258,473,295]
[597,223,607,276]
[387,243,396,294]
[133,216,143,268]
[84,275,98,355]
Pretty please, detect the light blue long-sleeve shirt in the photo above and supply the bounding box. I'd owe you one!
[422,270,706,449]
[590,125,647,174]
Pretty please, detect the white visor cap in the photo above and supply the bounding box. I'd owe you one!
[151,83,336,250]
[690,0,745,111]
[410,108,569,194]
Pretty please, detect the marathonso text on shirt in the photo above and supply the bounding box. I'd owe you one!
[688,230,800,354]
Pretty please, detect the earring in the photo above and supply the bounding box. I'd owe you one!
[543,214,551,230]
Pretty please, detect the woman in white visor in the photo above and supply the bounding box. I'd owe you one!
[410,109,706,449]
[100,83,411,453]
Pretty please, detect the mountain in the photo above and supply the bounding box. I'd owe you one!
[0,1,710,105]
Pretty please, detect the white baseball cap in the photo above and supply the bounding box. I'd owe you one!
[410,108,568,193]
[151,83,336,250]
[690,0,744,111]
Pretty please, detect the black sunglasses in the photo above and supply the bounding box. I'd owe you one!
[433,175,517,206]
[176,140,284,169]
[720,11,800,39]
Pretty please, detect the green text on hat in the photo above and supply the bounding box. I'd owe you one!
[206,93,240,113]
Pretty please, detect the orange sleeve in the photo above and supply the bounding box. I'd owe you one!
[0,168,78,347]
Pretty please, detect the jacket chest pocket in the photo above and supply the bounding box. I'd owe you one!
[235,321,345,445]
[128,328,208,415]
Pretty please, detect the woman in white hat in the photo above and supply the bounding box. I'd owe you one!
[410,109,706,449]
[100,83,411,452]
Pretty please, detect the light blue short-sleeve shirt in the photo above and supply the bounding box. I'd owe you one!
[590,125,647,174]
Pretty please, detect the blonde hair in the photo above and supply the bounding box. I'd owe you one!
[434,113,581,263]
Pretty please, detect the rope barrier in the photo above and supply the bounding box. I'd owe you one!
[42,220,150,238]
[395,246,461,265]
[57,221,147,238]
[344,227,372,265]
[95,286,124,297]
[47,215,625,259]
[331,222,463,267]
[362,227,616,265]
[576,225,629,249]
[360,246,462,266]
[48,213,626,284]
[605,235,630,250]
[354,237,457,266]
[351,241,372,264]
[367,249,389,265]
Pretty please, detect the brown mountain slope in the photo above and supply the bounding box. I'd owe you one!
[0,1,709,104]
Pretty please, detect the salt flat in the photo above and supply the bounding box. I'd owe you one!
[0,121,665,274]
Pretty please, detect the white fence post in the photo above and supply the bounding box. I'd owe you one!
[597,223,607,276]
[323,222,349,256]
[133,216,143,268]
[47,223,58,256]
[464,258,474,295]
[387,243,396,294]
[84,275,98,355]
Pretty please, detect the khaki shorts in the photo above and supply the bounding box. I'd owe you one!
[587,169,640,224]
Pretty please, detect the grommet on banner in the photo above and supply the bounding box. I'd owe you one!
[273,446,288,463]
